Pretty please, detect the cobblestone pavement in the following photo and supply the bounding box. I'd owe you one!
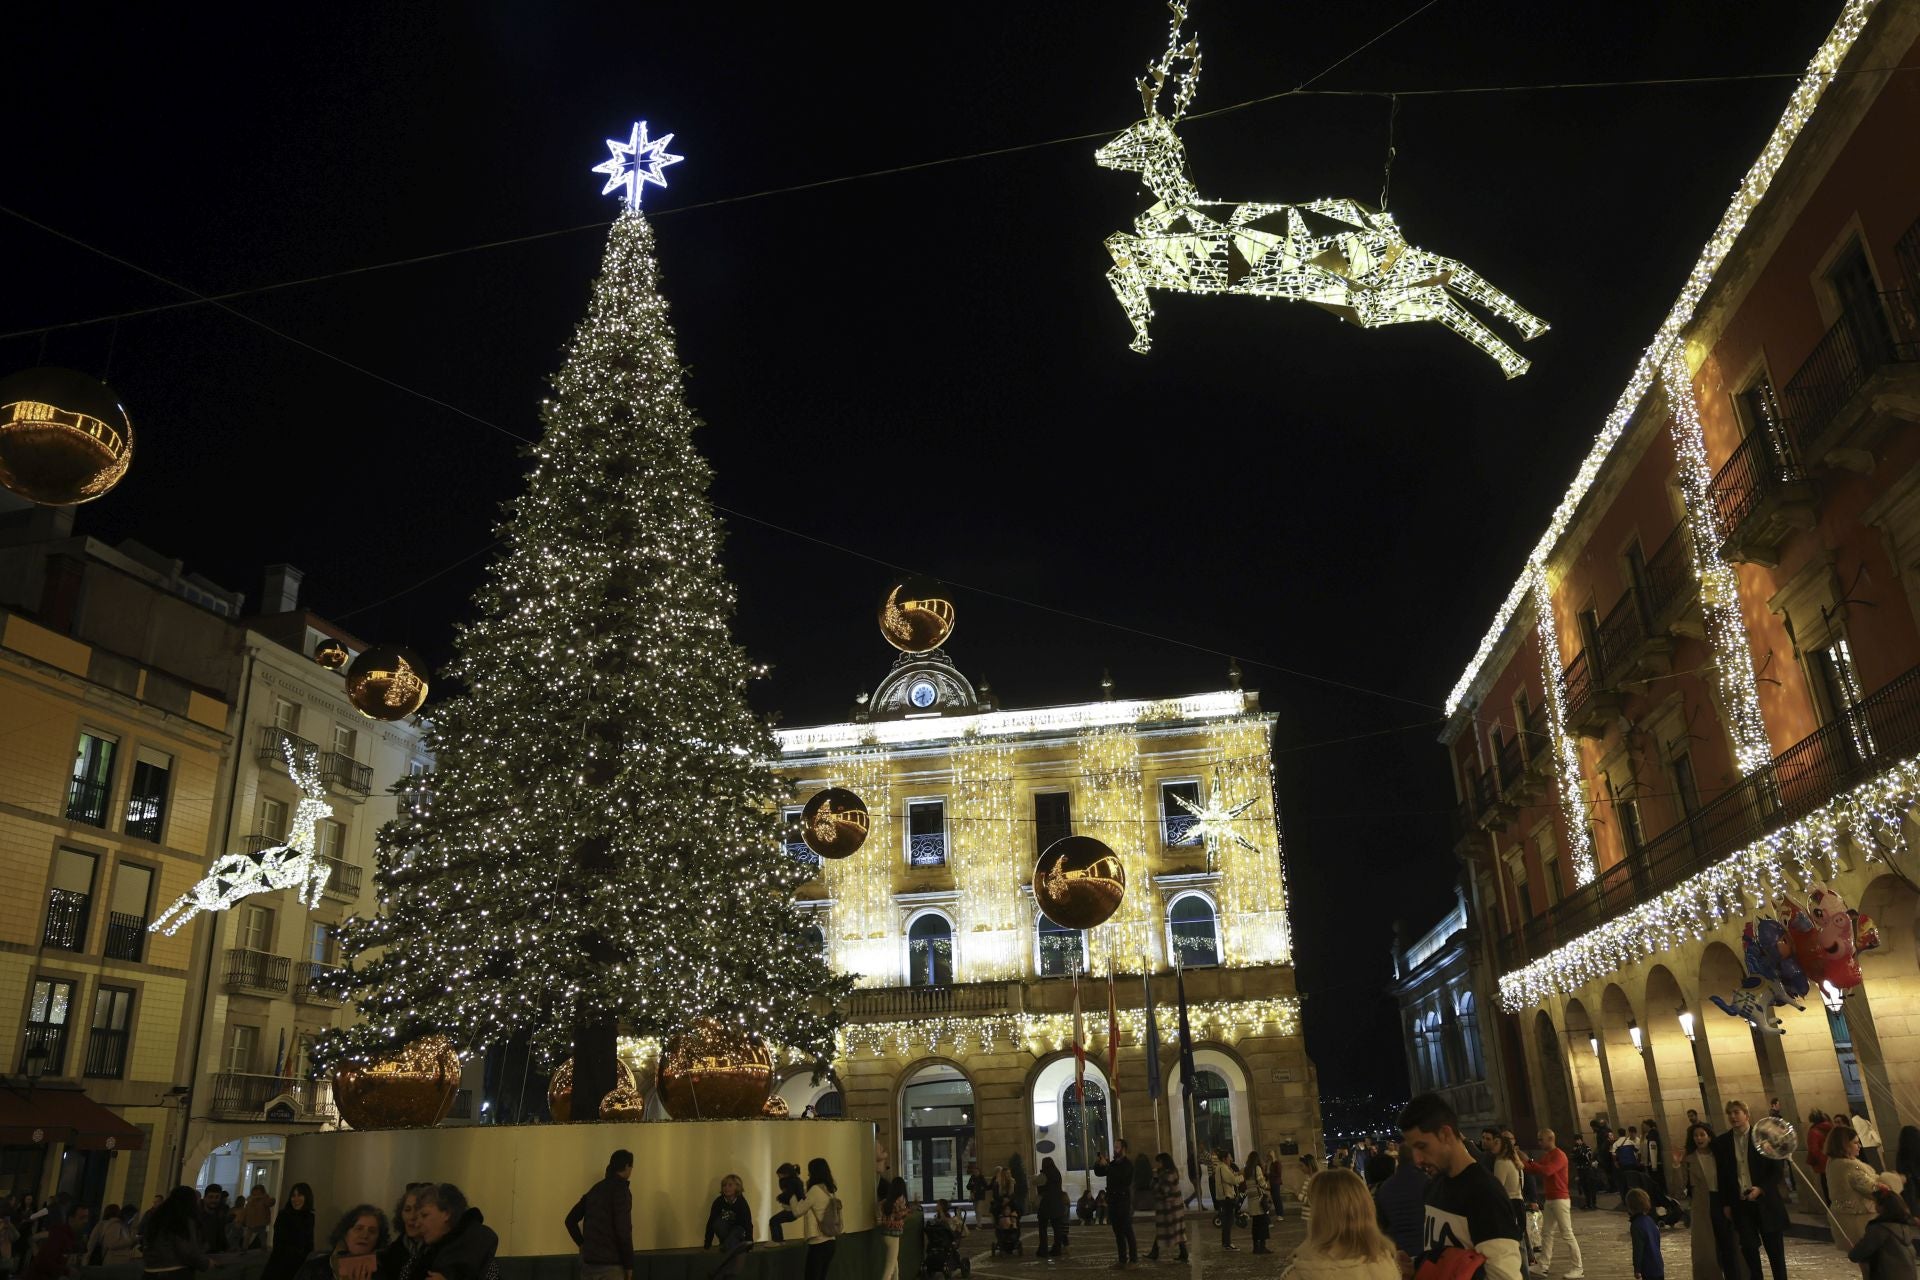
[954,1207,1860,1280]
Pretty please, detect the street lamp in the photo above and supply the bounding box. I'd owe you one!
[1628,1020,1643,1053]
[1677,1009,1696,1043]
[1588,1035,1600,1057]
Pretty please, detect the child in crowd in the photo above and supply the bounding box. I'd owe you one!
[1627,1188,1664,1280]
[1846,1183,1915,1280]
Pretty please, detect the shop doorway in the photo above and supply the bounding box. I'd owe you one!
[900,1063,973,1204]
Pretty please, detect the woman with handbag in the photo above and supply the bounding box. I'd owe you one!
[1246,1151,1274,1254]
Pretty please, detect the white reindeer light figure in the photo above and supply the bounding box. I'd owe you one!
[151,739,336,935]
[1095,2,1548,377]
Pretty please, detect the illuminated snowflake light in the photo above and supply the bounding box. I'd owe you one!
[1095,1,1546,377]
[150,739,335,935]
[1173,782,1258,856]
[592,120,683,208]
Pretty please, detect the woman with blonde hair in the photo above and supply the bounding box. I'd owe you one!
[1280,1169,1399,1280]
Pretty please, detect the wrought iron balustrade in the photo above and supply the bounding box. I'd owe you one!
[65,777,109,827]
[103,912,146,962]
[224,948,290,994]
[83,1027,128,1079]
[907,832,948,867]
[1780,289,1920,458]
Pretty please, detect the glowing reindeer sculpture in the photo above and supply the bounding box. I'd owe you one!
[1095,2,1548,377]
[151,738,335,935]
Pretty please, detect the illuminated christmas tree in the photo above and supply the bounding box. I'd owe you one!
[316,184,849,1117]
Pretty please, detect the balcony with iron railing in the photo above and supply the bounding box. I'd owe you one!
[294,961,344,1006]
[224,948,291,995]
[42,889,90,952]
[841,981,1020,1022]
[320,856,362,902]
[103,911,146,962]
[210,1073,335,1122]
[1494,733,1523,793]
[243,832,285,856]
[20,1023,68,1077]
[83,1027,128,1079]
[1163,812,1200,847]
[320,752,372,797]
[65,777,109,827]
[1638,522,1700,639]
[907,832,948,867]
[1561,648,1623,739]
[1708,423,1814,565]
[1499,659,1920,972]
[258,726,319,768]
[1779,287,1920,466]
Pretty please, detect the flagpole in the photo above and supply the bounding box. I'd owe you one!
[1144,964,1163,1170]
[1107,939,1124,1146]
[1176,956,1205,1280]
[1074,961,1090,1198]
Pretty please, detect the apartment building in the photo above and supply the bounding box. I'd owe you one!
[1441,1,1920,1143]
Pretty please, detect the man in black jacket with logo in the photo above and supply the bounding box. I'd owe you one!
[1711,1101,1787,1280]
[565,1150,635,1280]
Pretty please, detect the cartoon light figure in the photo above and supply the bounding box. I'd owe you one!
[1095,1,1547,376]
[150,739,334,935]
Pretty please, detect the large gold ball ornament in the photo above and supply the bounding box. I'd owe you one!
[878,577,956,653]
[312,638,350,671]
[598,1079,648,1123]
[548,1056,638,1123]
[800,788,869,860]
[345,645,430,721]
[1033,835,1128,931]
[656,1021,774,1120]
[332,1036,461,1130]
[0,368,133,506]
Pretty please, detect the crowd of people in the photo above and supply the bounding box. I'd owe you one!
[0,1181,497,1280]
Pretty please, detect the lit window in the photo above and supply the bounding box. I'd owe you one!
[1168,893,1220,967]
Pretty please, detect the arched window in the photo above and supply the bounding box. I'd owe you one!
[907,912,954,987]
[812,1091,845,1118]
[1037,915,1085,977]
[1192,1069,1234,1157]
[1425,1012,1449,1088]
[1062,1078,1110,1171]
[1168,893,1220,967]
[1457,992,1485,1080]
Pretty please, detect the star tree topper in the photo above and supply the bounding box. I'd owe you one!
[1174,782,1258,857]
[593,120,683,208]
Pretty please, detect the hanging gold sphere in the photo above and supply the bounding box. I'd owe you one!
[0,368,133,506]
[800,787,869,860]
[599,1079,649,1123]
[762,1093,790,1117]
[332,1036,461,1130]
[1033,835,1128,930]
[548,1056,638,1123]
[345,645,430,721]
[312,638,350,671]
[656,1020,773,1120]
[878,577,956,653]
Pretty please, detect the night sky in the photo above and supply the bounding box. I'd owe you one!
[5,2,1844,1098]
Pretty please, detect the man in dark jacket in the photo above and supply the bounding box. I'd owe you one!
[1711,1102,1787,1280]
[1373,1154,1428,1257]
[565,1149,635,1280]
[1093,1140,1139,1268]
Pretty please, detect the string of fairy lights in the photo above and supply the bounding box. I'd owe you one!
[1497,753,1920,1010]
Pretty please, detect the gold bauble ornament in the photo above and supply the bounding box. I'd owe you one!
[548,1056,638,1123]
[345,645,429,721]
[878,577,956,653]
[762,1094,790,1117]
[599,1079,648,1122]
[313,638,350,671]
[800,788,869,860]
[656,1020,774,1119]
[0,368,133,506]
[333,1036,461,1130]
[1033,835,1128,930]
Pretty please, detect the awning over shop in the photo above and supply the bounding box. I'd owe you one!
[0,1087,145,1150]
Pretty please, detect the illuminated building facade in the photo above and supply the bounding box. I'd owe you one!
[1442,3,1920,1144]
[770,647,1320,1201]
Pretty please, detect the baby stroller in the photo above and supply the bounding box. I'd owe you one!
[923,1220,971,1279]
[1648,1187,1688,1230]
[991,1201,1023,1256]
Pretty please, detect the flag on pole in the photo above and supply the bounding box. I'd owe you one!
[1142,970,1162,1102]
[1105,963,1121,1086]
[1175,961,1197,1096]
[1072,970,1087,1106]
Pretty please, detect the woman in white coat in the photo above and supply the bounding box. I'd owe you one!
[1280,1170,1402,1280]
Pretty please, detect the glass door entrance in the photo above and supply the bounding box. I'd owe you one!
[904,1134,963,1204]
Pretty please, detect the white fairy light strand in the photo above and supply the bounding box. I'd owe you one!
[1661,351,1774,773]
[1445,0,1879,714]
[1496,752,1920,1010]
[1530,570,1597,885]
